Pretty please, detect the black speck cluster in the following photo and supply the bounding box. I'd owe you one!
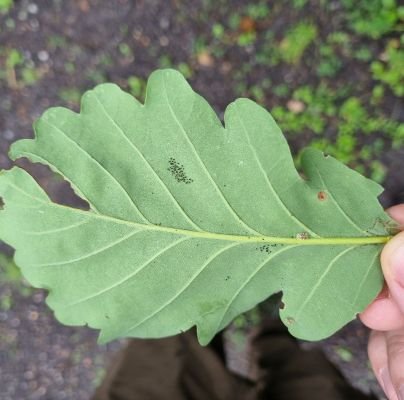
[168,157,194,184]
[257,244,279,253]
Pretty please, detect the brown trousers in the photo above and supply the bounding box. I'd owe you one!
[93,323,376,400]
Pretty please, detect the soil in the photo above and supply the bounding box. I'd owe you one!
[0,0,403,398]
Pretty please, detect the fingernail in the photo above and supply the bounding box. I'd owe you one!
[391,246,404,289]
[380,367,394,399]
[399,384,404,400]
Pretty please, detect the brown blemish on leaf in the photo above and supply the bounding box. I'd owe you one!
[286,317,295,325]
[317,191,327,201]
[296,232,310,240]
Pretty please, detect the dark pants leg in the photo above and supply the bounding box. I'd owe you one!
[93,332,256,400]
[252,322,376,400]
[93,324,377,400]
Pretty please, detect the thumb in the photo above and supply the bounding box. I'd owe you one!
[381,230,404,313]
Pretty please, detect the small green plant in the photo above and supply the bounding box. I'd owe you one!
[342,0,403,39]
[371,40,404,97]
[0,70,395,346]
[0,251,21,283]
[279,22,318,64]
[0,0,13,13]
[58,88,81,105]
[127,76,146,99]
[212,23,225,40]
[1,49,43,88]
[118,43,133,58]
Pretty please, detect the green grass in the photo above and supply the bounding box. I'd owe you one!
[0,0,13,13]
[279,22,318,64]
[0,251,21,283]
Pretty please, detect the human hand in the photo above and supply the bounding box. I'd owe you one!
[361,204,404,400]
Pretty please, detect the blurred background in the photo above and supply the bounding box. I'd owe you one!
[0,0,403,399]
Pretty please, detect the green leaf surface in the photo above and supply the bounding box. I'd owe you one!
[0,69,393,344]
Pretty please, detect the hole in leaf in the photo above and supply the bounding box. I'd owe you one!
[15,158,89,210]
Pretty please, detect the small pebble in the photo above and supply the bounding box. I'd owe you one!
[159,16,170,30]
[27,3,39,14]
[23,370,34,380]
[30,19,40,30]
[18,10,28,21]
[37,50,49,62]
[28,311,39,321]
[159,36,169,47]
[4,129,15,140]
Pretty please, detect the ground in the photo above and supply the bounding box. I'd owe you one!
[0,0,404,398]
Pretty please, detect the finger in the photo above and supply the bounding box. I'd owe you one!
[381,231,404,314]
[360,205,404,330]
[360,284,404,331]
[386,329,404,399]
[387,204,404,226]
[368,330,399,400]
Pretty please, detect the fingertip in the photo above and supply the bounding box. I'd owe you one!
[387,204,404,225]
[386,329,404,399]
[381,231,404,281]
[360,295,404,331]
[367,330,392,400]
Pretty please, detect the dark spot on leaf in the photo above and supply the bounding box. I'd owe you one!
[105,315,110,319]
[317,191,327,201]
[167,157,193,184]
[0,197,4,209]
[258,244,272,253]
[279,301,285,310]
[225,275,230,281]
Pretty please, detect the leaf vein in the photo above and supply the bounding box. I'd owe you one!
[1,180,391,246]
[33,230,141,267]
[20,219,89,235]
[162,75,264,236]
[91,92,204,232]
[316,169,367,235]
[126,242,241,333]
[351,250,380,305]
[235,111,319,237]
[43,120,150,223]
[215,245,300,332]
[294,246,357,320]
[66,236,190,307]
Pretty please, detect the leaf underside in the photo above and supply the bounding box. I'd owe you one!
[0,69,392,345]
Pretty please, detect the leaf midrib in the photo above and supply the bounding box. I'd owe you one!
[5,178,391,246]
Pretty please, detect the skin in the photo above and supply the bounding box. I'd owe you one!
[361,204,404,400]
